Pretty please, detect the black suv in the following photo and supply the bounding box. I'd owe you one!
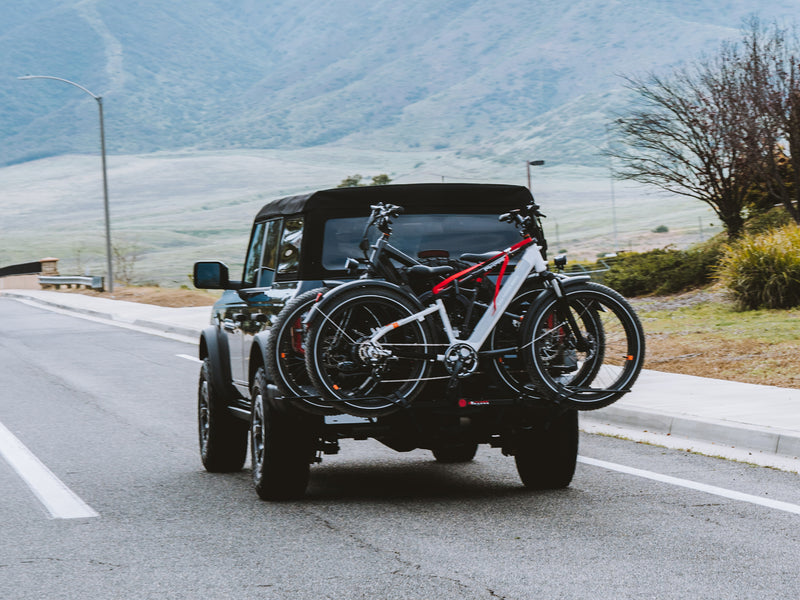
[193,183,578,499]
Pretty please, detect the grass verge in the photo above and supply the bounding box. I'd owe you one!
[635,288,800,389]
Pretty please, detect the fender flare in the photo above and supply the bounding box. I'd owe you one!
[198,325,238,405]
[251,330,270,382]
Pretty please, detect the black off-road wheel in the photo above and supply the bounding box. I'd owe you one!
[432,442,479,463]
[198,357,249,472]
[514,409,578,490]
[251,367,315,500]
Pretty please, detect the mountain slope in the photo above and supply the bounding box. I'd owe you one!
[2,0,799,167]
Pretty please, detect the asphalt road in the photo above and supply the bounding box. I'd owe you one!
[1,298,799,600]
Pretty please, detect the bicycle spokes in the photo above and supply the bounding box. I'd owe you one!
[523,283,645,410]
[307,290,432,405]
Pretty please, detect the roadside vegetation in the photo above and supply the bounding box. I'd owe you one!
[585,207,800,310]
[570,206,799,389]
[635,288,800,389]
[597,17,800,336]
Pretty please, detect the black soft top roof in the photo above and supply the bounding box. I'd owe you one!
[255,183,534,221]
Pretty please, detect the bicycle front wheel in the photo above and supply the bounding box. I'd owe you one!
[521,282,645,410]
[304,286,434,415]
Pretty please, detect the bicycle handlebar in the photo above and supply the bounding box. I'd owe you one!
[499,203,546,238]
[360,203,405,256]
[369,203,403,220]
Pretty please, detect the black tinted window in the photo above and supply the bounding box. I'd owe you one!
[322,214,520,270]
[243,219,282,287]
[277,216,303,276]
[242,221,266,285]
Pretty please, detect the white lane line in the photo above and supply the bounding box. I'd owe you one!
[579,456,800,516]
[0,421,99,519]
[177,354,203,364]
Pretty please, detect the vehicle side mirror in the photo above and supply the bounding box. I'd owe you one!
[193,261,230,289]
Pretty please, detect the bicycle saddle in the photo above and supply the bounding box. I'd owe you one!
[459,251,499,263]
[406,264,454,278]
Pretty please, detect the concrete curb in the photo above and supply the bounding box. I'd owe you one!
[129,320,203,339]
[1,290,204,339]
[581,405,800,458]
[2,291,120,321]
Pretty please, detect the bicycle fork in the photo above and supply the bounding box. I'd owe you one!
[548,276,590,353]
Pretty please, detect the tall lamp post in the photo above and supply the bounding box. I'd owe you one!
[18,75,114,293]
[526,159,544,191]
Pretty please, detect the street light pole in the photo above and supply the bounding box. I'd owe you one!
[526,159,544,190]
[18,75,114,292]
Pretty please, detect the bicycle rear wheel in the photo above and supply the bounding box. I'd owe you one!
[304,286,434,415]
[521,282,645,410]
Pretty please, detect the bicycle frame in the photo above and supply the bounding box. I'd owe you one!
[366,237,549,355]
[367,232,422,279]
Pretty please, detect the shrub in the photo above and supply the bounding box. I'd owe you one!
[601,243,722,297]
[716,224,800,310]
[743,206,793,236]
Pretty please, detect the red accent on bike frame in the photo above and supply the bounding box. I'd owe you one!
[493,254,510,310]
[291,317,305,354]
[431,237,535,297]
[431,261,486,295]
[509,237,535,253]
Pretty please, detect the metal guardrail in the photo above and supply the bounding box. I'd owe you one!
[39,275,105,291]
[561,259,614,278]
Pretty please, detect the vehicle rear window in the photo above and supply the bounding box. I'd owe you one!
[321,213,521,270]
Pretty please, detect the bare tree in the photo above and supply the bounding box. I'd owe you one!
[609,55,758,237]
[112,240,143,286]
[738,18,800,225]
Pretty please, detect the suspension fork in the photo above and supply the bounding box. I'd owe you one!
[549,277,590,352]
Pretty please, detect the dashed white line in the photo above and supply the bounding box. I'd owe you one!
[0,421,99,519]
[579,456,800,516]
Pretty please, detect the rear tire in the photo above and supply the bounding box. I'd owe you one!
[432,442,478,463]
[265,287,336,414]
[251,367,315,500]
[198,358,249,472]
[515,409,578,490]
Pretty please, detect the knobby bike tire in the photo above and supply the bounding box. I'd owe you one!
[265,287,337,415]
[304,286,435,416]
[521,281,645,411]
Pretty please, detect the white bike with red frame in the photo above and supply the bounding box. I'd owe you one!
[304,202,645,416]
